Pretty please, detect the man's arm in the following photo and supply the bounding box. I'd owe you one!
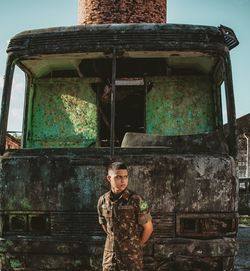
[101,223,108,234]
[140,220,153,247]
[97,196,107,234]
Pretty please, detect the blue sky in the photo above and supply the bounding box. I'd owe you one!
[0,0,249,131]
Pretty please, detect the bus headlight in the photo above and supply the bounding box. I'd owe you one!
[0,212,49,235]
[176,213,238,238]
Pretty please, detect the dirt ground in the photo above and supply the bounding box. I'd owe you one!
[235,225,250,270]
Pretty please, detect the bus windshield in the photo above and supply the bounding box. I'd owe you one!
[18,54,224,149]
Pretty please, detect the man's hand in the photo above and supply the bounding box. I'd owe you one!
[140,220,153,247]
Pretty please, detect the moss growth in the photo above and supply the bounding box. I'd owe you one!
[10,259,22,268]
[74,260,82,267]
[20,198,32,209]
[0,240,14,253]
[240,215,250,226]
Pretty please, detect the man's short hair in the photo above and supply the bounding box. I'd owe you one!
[107,162,127,172]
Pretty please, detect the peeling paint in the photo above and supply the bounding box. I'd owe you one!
[146,76,215,136]
[26,78,98,148]
[0,152,238,269]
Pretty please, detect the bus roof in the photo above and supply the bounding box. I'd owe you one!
[7,23,238,57]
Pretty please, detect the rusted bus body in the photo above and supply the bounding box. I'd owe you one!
[0,24,239,270]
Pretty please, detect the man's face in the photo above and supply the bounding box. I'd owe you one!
[107,169,129,193]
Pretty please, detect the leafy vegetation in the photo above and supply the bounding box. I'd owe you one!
[240,216,250,226]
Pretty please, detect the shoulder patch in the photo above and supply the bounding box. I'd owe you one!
[139,200,149,212]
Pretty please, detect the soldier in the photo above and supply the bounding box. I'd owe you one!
[97,162,153,271]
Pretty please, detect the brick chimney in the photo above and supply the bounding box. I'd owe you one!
[78,0,167,25]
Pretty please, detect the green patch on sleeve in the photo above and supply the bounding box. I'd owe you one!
[139,200,149,212]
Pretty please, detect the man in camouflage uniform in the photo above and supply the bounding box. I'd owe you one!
[97,162,153,271]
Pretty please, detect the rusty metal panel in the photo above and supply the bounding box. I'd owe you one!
[146,76,215,136]
[154,239,236,270]
[0,153,236,213]
[7,24,226,57]
[0,157,105,211]
[176,213,238,238]
[0,152,237,270]
[128,155,237,213]
[26,78,98,148]
[0,239,103,270]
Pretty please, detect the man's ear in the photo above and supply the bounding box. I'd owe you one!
[107,175,111,183]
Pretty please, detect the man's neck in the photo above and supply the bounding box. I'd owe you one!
[111,190,124,200]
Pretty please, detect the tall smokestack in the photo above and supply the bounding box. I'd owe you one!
[78,0,167,25]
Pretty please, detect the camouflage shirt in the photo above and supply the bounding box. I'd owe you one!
[97,189,152,271]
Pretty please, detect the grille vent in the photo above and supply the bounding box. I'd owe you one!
[219,25,239,50]
[50,212,103,237]
[152,213,175,238]
[8,30,218,54]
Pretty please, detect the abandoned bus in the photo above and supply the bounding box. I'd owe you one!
[0,24,239,270]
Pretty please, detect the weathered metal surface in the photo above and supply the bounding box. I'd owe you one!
[219,25,239,50]
[0,153,237,212]
[26,78,98,148]
[7,24,226,57]
[0,152,237,269]
[121,132,229,154]
[154,239,236,270]
[146,76,215,136]
[20,55,217,79]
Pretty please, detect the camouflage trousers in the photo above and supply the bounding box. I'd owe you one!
[103,250,143,271]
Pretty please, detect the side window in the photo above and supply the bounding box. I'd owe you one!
[6,66,25,149]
